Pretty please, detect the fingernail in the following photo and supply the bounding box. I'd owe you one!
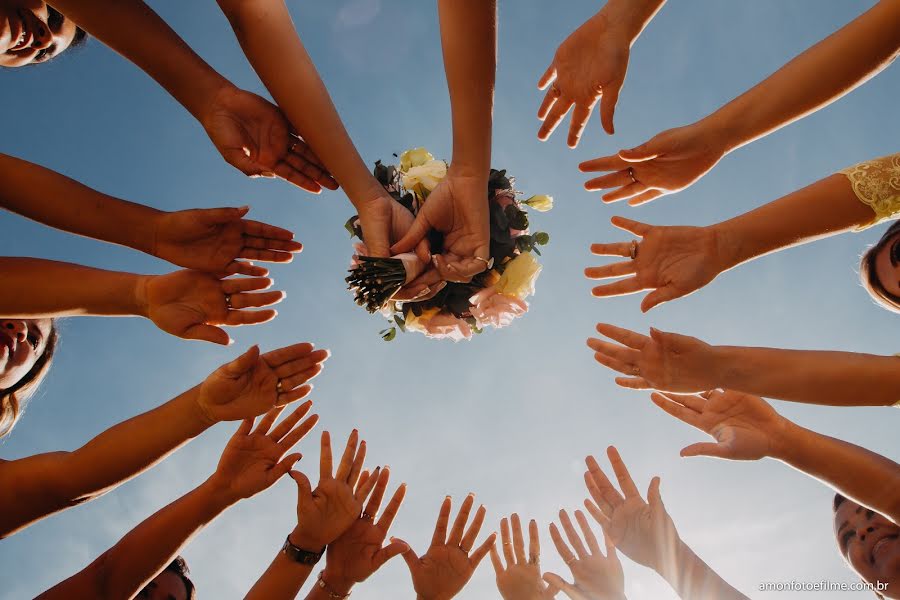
[411,287,431,301]
[239,205,250,212]
[260,171,276,178]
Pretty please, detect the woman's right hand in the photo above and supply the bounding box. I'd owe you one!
[543,509,625,600]
[197,342,329,424]
[583,447,680,573]
[139,270,285,345]
[579,120,730,206]
[490,514,557,600]
[586,216,728,312]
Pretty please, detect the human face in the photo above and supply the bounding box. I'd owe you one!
[0,318,52,390]
[137,571,189,600]
[874,233,900,300]
[0,1,78,67]
[834,498,900,597]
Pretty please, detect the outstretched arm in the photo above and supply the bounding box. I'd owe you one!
[46,0,334,190]
[584,447,748,600]
[652,390,900,524]
[581,0,900,205]
[589,324,900,407]
[0,154,303,275]
[0,258,283,344]
[37,406,317,600]
[0,344,325,538]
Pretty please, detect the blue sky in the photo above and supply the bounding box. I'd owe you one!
[1,0,898,598]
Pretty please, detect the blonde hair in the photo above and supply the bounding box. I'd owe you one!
[0,322,58,438]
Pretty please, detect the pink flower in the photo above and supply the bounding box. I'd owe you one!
[406,308,473,342]
[469,286,528,330]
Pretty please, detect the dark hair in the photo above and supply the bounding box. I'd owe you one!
[71,27,87,48]
[164,557,196,600]
[0,320,58,438]
[860,221,900,313]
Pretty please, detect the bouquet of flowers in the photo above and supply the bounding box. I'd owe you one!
[345,148,552,341]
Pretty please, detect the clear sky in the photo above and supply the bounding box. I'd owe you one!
[1,1,898,598]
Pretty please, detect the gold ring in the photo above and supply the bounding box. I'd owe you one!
[632,365,640,376]
[629,240,638,260]
[550,83,561,97]
[627,166,637,184]
[474,256,494,270]
[565,556,577,565]
[362,512,374,522]
[276,380,284,393]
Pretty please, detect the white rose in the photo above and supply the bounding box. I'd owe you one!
[399,147,434,172]
[402,159,447,194]
[523,194,554,212]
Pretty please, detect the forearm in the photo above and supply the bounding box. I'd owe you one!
[657,539,749,600]
[245,547,315,600]
[437,0,497,174]
[61,386,210,500]
[218,0,379,207]
[85,479,232,599]
[773,421,900,524]
[711,174,876,270]
[0,258,146,318]
[0,154,161,253]
[711,346,900,407]
[47,0,229,119]
[708,0,900,153]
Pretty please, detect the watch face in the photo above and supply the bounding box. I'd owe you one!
[283,536,324,565]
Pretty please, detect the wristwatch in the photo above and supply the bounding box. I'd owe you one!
[281,535,325,565]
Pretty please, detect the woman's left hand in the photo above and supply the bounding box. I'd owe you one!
[587,323,718,392]
[200,85,338,193]
[152,207,302,276]
[140,270,285,345]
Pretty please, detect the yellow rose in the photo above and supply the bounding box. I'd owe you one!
[402,159,447,194]
[399,148,434,172]
[523,194,554,212]
[496,252,542,300]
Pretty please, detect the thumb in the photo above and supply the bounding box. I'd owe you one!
[200,206,250,225]
[395,539,420,573]
[289,470,314,506]
[599,78,623,135]
[222,345,260,377]
[647,476,664,510]
[391,211,432,255]
[648,326,670,344]
[641,287,683,313]
[269,453,303,486]
[374,540,410,570]
[183,323,232,346]
[680,442,728,459]
[618,136,662,162]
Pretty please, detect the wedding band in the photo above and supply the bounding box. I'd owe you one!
[474,256,494,270]
[627,166,637,184]
[528,555,539,565]
[565,556,577,565]
[632,365,640,376]
[276,380,284,393]
[503,541,512,546]
[362,512,374,522]
[550,83,561,97]
[225,294,233,309]
[629,240,638,260]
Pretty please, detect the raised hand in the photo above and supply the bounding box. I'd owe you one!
[651,390,788,460]
[199,85,338,193]
[396,494,497,600]
[490,514,557,600]
[537,11,630,147]
[391,172,491,283]
[580,122,728,206]
[288,430,379,553]
[140,270,284,345]
[209,402,318,503]
[318,468,409,595]
[196,342,328,423]
[586,217,726,312]
[583,447,679,572]
[543,509,625,600]
[152,207,303,276]
[587,323,717,392]
[355,188,431,260]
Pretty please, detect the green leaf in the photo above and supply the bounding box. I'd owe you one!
[344,216,360,239]
[380,327,397,341]
[534,231,550,245]
[394,315,407,333]
[504,204,529,231]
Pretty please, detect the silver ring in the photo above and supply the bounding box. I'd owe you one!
[629,240,638,260]
[276,380,284,393]
[362,512,374,522]
[627,166,637,184]
[225,294,233,309]
[474,256,494,271]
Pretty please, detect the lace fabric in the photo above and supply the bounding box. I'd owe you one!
[841,152,900,231]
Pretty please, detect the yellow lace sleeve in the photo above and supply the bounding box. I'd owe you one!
[840,153,900,231]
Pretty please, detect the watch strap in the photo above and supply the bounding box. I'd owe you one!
[281,535,324,565]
